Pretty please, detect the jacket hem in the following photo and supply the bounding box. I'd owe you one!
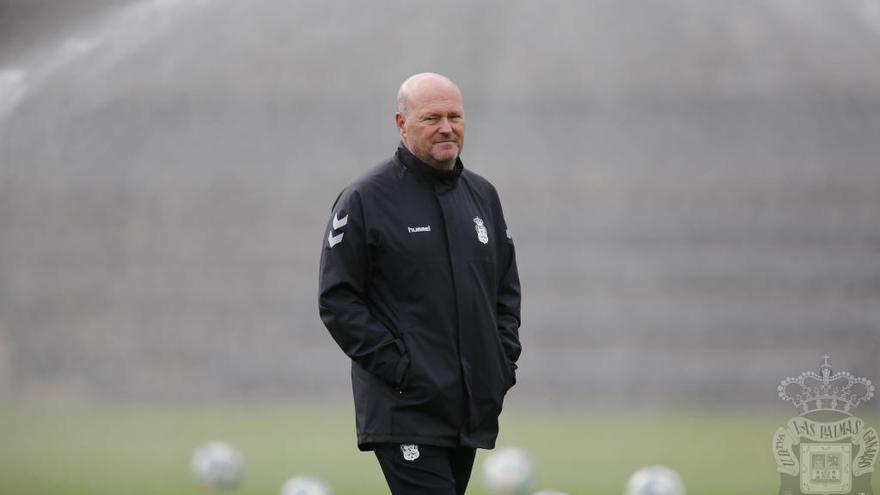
[357,433,493,452]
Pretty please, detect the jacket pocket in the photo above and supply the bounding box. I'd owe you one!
[396,331,463,406]
[391,330,465,437]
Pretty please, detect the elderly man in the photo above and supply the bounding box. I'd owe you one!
[319,73,521,494]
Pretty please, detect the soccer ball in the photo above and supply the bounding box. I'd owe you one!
[481,446,537,495]
[624,465,685,495]
[190,441,244,490]
[280,475,334,495]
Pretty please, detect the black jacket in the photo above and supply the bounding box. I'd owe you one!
[318,144,521,450]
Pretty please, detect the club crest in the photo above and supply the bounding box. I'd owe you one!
[400,444,419,462]
[773,356,877,495]
[473,217,489,244]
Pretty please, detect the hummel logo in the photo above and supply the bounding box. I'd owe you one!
[333,213,348,230]
[328,211,348,248]
[407,226,431,233]
[328,231,344,248]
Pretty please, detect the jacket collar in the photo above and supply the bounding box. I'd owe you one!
[396,143,463,184]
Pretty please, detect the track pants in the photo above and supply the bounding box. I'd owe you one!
[373,443,477,495]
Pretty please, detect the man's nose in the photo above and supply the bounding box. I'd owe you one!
[437,118,452,134]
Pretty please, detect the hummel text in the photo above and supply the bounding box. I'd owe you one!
[407,226,431,233]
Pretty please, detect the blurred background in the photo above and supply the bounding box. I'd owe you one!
[1,0,879,493]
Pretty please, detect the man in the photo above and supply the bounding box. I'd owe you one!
[318,72,521,495]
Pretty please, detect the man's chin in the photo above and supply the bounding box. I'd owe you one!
[432,146,460,162]
[431,153,458,167]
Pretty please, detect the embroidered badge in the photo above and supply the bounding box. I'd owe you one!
[474,217,489,244]
[400,444,420,461]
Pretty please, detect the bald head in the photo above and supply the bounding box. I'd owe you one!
[397,72,462,118]
[395,73,465,170]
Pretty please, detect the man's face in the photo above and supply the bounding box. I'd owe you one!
[396,82,464,170]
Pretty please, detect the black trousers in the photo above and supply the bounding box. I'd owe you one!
[373,443,477,495]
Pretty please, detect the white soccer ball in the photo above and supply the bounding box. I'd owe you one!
[280,475,334,495]
[624,465,685,495]
[481,446,537,495]
[190,441,244,490]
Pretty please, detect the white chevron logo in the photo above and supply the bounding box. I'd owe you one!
[328,231,344,248]
[333,213,348,230]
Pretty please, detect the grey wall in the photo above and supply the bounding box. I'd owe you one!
[1,0,879,408]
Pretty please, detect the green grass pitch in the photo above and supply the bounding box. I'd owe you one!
[0,402,876,494]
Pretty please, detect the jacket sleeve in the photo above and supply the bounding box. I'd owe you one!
[494,193,522,377]
[318,188,410,387]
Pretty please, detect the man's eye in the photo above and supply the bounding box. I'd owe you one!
[423,116,438,123]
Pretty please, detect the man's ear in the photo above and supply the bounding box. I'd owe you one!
[395,112,406,140]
